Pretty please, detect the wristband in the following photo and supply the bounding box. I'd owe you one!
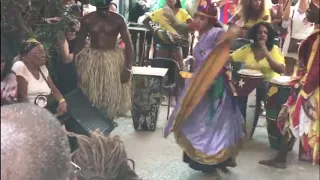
[59,98,66,104]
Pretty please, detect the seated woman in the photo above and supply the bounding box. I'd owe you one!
[143,0,192,68]
[12,38,67,115]
[164,2,245,175]
[228,0,283,37]
[230,22,285,139]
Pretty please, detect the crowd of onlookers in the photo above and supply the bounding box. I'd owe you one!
[1,103,140,180]
[1,0,317,179]
[1,1,141,179]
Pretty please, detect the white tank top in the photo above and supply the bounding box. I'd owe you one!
[11,61,51,104]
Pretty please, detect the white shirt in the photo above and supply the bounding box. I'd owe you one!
[282,6,314,55]
[11,61,51,104]
[283,6,314,40]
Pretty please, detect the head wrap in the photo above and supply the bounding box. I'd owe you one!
[94,0,112,8]
[19,38,41,56]
[195,0,219,19]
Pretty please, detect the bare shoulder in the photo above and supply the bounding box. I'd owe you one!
[111,12,126,23]
[82,12,97,24]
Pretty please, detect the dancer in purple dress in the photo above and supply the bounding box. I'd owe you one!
[164,0,245,174]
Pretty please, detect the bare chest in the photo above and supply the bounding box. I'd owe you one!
[88,20,121,36]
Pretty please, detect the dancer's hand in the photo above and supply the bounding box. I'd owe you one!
[302,98,315,121]
[121,68,131,84]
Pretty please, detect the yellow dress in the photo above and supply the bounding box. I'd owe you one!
[231,44,285,81]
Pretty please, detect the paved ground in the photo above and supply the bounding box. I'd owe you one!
[111,93,319,180]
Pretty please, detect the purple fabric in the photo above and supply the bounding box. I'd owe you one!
[164,27,245,159]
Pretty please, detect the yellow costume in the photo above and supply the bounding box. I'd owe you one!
[231,44,285,81]
[150,8,191,35]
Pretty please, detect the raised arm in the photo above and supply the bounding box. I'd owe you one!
[73,18,89,55]
[270,0,284,20]
[60,39,74,64]
[228,14,241,26]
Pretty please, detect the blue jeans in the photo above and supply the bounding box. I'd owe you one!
[237,81,269,139]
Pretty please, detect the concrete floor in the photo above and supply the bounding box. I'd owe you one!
[111,93,319,180]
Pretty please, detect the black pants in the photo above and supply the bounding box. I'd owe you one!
[237,81,269,138]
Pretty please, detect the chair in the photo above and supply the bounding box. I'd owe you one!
[151,58,182,120]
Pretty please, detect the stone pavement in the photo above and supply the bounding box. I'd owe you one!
[111,93,319,180]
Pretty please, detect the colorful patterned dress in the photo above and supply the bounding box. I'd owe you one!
[279,29,320,165]
[164,27,245,170]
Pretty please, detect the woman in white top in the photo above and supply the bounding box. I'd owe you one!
[282,0,314,58]
[12,38,67,115]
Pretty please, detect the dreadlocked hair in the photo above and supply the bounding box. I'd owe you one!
[239,0,265,22]
[68,130,141,180]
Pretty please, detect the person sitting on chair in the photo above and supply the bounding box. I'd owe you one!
[230,22,285,139]
[143,0,193,69]
[12,38,67,115]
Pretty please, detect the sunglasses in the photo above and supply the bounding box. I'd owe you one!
[69,28,79,33]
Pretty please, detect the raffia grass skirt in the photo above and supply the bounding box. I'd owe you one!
[75,47,132,119]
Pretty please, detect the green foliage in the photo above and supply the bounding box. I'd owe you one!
[1,0,75,80]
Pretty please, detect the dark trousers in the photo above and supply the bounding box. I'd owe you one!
[237,81,269,138]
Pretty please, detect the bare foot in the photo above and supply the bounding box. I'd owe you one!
[259,159,287,169]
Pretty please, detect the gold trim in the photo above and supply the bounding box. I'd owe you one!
[175,130,245,165]
[174,123,247,165]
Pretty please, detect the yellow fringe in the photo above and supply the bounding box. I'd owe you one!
[75,47,132,119]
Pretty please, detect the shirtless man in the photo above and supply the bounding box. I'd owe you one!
[67,0,134,120]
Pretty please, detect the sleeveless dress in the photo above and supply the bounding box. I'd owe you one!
[165,27,245,171]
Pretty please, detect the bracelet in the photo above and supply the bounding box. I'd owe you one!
[59,98,66,104]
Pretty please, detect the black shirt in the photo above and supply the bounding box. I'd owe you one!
[57,38,77,95]
[128,1,148,23]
